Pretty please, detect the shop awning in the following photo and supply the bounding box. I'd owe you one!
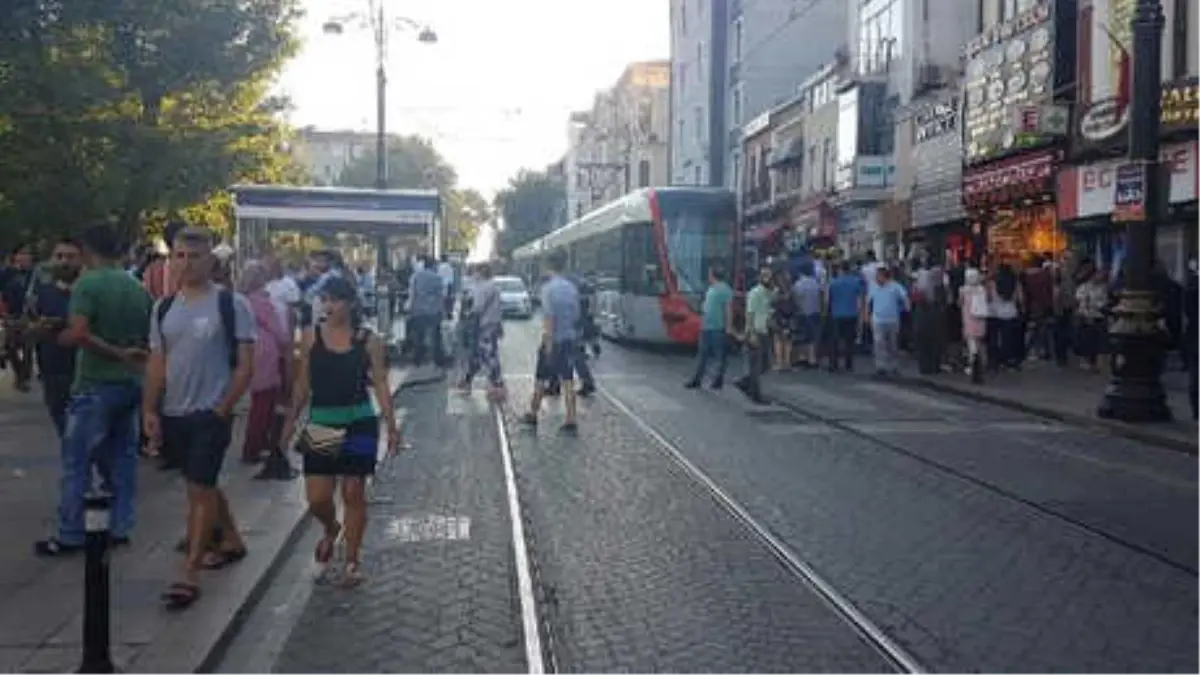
[745,222,786,243]
[768,137,805,168]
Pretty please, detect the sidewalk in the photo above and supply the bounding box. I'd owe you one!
[0,374,308,674]
[786,352,1197,454]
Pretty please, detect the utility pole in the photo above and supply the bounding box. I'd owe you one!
[1097,0,1172,422]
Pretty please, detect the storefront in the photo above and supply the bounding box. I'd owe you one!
[1057,140,1198,281]
[963,148,1068,265]
[907,89,969,263]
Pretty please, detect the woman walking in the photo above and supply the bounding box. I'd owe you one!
[240,261,291,464]
[281,276,400,587]
[960,268,989,384]
[457,262,506,400]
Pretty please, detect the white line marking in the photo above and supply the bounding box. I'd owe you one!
[493,406,546,674]
[599,386,926,674]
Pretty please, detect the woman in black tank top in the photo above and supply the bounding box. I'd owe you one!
[281,277,400,586]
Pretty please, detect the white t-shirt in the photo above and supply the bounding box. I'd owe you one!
[266,276,301,330]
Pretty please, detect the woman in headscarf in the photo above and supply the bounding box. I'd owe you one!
[239,260,292,463]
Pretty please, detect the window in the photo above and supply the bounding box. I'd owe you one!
[731,150,742,194]
[678,63,688,99]
[678,119,685,147]
[808,143,818,192]
[733,17,744,63]
[693,164,703,185]
[658,191,737,301]
[859,0,902,74]
[693,105,704,143]
[638,159,651,187]
[822,137,834,189]
[696,41,705,74]
[678,0,687,36]
[622,221,664,295]
[732,83,744,125]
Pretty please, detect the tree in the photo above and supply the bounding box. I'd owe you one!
[335,135,485,254]
[493,169,566,259]
[0,0,305,248]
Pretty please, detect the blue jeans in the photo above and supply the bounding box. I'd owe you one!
[58,382,140,545]
[690,330,728,384]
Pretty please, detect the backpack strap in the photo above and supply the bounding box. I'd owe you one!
[217,288,238,370]
[156,294,177,352]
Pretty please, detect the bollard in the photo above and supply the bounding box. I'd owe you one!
[78,492,115,674]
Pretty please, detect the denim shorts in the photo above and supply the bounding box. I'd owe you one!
[535,341,579,382]
[795,314,822,345]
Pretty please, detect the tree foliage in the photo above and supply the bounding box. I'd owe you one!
[335,135,487,254]
[0,0,307,249]
[493,169,567,259]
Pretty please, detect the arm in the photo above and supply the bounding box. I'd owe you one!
[215,297,258,418]
[366,334,400,448]
[66,277,140,364]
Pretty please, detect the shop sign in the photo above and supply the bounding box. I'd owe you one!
[1111,163,1146,222]
[1057,141,1198,220]
[914,98,958,144]
[1077,98,1130,142]
[963,150,1059,206]
[962,0,1056,165]
[1161,78,1199,131]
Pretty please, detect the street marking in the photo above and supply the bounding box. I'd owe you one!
[599,386,926,673]
[493,407,546,674]
[988,421,1071,433]
[849,421,966,435]
[853,382,966,412]
[773,382,877,414]
[385,515,472,543]
[760,424,836,436]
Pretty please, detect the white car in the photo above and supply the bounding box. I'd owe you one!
[494,276,533,319]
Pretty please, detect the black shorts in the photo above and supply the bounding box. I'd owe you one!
[163,411,232,488]
[535,341,578,382]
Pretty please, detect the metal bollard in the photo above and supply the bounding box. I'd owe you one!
[78,492,115,673]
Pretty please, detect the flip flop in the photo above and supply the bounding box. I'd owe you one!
[315,525,341,564]
[162,582,200,611]
[200,548,248,570]
[336,563,366,588]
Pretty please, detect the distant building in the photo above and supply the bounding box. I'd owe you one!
[565,61,671,220]
[291,127,376,186]
[669,0,729,187]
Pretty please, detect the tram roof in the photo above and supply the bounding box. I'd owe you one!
[511,186,733,260]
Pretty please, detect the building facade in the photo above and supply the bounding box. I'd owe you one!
[1055,0,1198,281]
[725,0,849,189]
[669,0,730,187]
[565,61,672,220]
[291,127,375,186]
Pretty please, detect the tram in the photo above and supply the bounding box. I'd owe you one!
[511,187,741,346]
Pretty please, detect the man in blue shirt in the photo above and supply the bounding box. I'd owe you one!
[407,256,448,367]
[867,266,910,376]
[685,265,734,389]
[824,262,865,372]
[522,250,581,432]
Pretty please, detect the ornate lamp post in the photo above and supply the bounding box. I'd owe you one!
[1097,0,1172,422]
[322,1,437,190]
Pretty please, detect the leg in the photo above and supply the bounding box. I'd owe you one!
[872,323,888,373]
[687,331,712,386]
[104,384,141,541]
[711,332,728,385]
[40,392,99,553]
[885,322,901,373]
[42,373,72,438]
[560,342,578,427]
[178,413,234,586]
[304,473,340,562]
[339,476,368,568]
[573,343,595,391]
[242,390,271,462]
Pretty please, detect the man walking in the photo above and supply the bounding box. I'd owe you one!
[735,267,774,405]
[29,238,83,435]
[142,228,256,610]
[2,244,36,391]
[35,225,151,557]
[685,265,734,390]
[825,262,864,372]
[408,256,446,366]
[868,266,909,377]
[522,250,581,432]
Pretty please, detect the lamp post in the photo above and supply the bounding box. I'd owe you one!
[1097,0,1172,422]
[322,1,437,190]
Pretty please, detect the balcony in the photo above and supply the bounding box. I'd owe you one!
[742,184,772,213]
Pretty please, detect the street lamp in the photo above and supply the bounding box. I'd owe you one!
[322,1,437,190]
[1097,0,1172,422]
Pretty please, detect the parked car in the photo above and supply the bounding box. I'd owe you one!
[494,276,533,319]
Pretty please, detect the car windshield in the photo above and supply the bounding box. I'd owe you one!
[495,278,526,293]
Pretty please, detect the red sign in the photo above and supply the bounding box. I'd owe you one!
[963,150,1061,207]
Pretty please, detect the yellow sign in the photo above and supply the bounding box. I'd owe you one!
[1162,80,1198,129]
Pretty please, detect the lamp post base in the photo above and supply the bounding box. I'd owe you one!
[1096,290,1174,423]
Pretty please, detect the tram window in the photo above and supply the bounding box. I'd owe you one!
[622,220,663,295]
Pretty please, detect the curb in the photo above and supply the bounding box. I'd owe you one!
[895,374,1198,456]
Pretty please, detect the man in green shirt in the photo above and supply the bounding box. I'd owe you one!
[685,265,735,389]
[735,266,775,405]
[35,224,152,557]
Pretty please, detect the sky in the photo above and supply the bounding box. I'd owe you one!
[278,0,670,197]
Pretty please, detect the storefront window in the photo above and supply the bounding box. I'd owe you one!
[987,205,1066,263]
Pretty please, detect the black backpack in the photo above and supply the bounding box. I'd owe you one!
[156,288,239,369]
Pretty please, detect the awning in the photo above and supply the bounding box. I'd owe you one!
[768,137,805,168]
[745,222,786,243]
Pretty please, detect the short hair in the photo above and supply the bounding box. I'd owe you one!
[164,220,187,247]
[55,237,81,250]
[546,249,567,272]
[709,265,727,282]
[475,262,493,278]
[79,224,124,259]
[175,227,213,250]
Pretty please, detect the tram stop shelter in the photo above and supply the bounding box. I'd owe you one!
[232,184,442,343]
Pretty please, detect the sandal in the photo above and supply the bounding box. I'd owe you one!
[162,582,200,610]
[33,538,83,558]
[200,547,248,570]
[315,524,342,564]
[336,562,366,588]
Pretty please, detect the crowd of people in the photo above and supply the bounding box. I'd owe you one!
[0,223,403,610]
[701,248,1197,418]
